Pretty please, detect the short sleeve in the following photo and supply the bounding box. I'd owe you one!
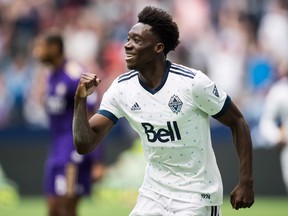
[98,79,123,124]
[192,71,230,117]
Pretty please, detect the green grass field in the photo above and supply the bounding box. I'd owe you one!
[0,195,287,216]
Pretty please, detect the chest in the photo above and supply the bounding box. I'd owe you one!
[119,80,207,143]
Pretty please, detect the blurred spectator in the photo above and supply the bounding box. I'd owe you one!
[3,54,34,126]
[258,0,288,65]
[64,8,101,68]
[240,12,275,121]
[207,1,247,103]
[4,0,40,57]
[23,63,49,128]
[172,0,212,69]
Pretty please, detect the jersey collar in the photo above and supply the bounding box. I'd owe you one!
[138,60,171,95]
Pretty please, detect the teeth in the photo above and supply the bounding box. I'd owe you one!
[126,54,133,57]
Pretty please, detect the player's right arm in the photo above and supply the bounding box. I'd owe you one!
[73,73,114,154]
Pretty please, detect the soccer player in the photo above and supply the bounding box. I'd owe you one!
[33,32,104,216]
[73,6,254,215]
[259,64,288,194]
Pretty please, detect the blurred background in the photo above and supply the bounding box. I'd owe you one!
[0,0,287,215]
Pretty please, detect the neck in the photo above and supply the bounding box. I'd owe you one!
[138,59,167,90]
[51,56,65,70]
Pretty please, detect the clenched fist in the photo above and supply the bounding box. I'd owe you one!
[230,182,254,210]
[75,73,101,98]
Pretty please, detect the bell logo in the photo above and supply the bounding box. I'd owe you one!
[141,121,181,143]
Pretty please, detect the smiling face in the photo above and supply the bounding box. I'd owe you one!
[124,23,164,71]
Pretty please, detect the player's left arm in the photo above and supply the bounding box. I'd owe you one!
[215,101,254,210]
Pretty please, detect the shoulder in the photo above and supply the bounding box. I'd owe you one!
[117,70,138,83]
[170,62,210,88]
[104,70,138,98]
[64,60,85,80]
[105,70,138,92]
[169,62,198,80]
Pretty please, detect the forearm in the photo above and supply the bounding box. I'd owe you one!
[73,97,97,154]
[217,102,254,208]
[231,117,253,184]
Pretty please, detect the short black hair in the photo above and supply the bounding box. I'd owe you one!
[44,32,64,54]
[138,6,180,55]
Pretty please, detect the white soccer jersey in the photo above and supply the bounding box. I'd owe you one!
[98,61,230,206]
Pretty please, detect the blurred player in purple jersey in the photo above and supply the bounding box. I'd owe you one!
[33,31,105,216]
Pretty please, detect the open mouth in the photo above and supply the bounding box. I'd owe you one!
[125,53,135,61]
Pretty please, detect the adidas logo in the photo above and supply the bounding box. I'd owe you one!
[131,102,141,111]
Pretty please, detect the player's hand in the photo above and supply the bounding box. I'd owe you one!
[230,182,254,210]
[75,73,101,98]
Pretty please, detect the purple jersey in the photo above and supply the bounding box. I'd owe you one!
[45,60,99,166]
[44,60,104,196]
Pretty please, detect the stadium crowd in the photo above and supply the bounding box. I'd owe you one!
[0,0,287,136]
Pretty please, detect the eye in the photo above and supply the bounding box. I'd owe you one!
[133,37,141,44]
[126,36,141,44]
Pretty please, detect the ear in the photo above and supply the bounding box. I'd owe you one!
[154,43,164,54]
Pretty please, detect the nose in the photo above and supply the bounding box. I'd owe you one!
[124,40,132,50]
